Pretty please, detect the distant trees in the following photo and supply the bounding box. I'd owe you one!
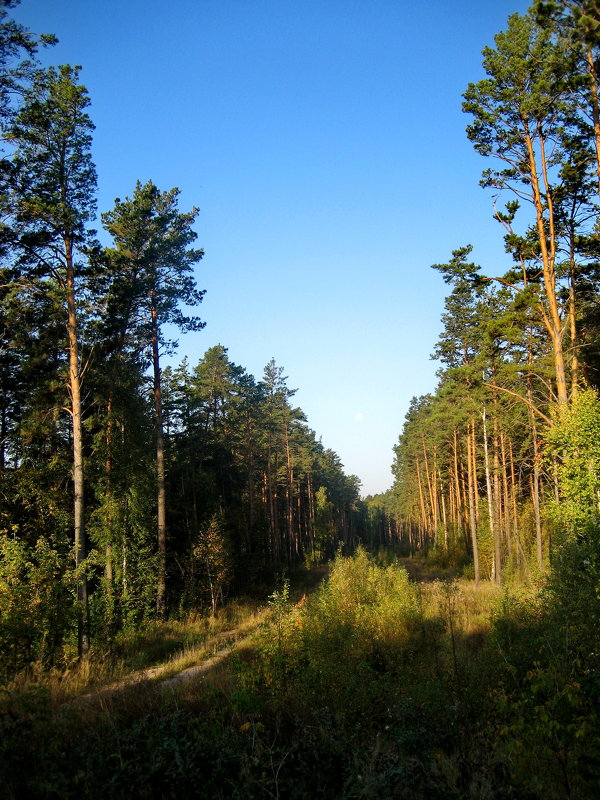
[160,348,369,594]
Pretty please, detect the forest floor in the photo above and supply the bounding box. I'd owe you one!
[397,555,459,582]
[5,550,596,799]
[77,559,465,704]
[76,559,471,705]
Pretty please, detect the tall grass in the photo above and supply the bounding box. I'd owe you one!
[1,597,264,706]
[1,548,598,799]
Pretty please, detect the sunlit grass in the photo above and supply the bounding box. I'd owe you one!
[0,597,268,706]
[419,577,502,634]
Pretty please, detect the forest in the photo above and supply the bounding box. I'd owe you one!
[1,1,600,798]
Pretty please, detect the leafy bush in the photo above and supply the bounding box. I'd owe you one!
[545,389,600,537]
[487,534,600,799]
[240,547,448,736]
[0,533,71,679]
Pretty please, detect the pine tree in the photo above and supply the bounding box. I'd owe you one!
[102,180,204,617]
[463,11,579,405]
[6,65,97,655]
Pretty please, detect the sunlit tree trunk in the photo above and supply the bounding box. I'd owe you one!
[151,289,167,618]
[482,408,500,584]
[466,420,480,586]
[416,456,428,541]
[66,236,89,655]
[585,46,600,198]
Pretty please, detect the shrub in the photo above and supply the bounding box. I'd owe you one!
[0,533,71,679]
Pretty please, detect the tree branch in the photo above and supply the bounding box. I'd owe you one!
[483,382,553,425]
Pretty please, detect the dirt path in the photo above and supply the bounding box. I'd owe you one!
[159,641,240,689]
[72,566,329,706]
[74,622,261,706]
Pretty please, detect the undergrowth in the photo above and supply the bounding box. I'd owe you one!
[1,546,599,798]
[1,597,264,705]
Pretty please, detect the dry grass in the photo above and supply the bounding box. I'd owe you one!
[412,573,540,664]
[153,604,271,683]
[1,598,270,708]
[420,578,501,634]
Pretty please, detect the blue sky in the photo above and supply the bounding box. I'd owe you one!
[17,0,529,496]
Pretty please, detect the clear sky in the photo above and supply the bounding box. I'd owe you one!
[17,0,529,496]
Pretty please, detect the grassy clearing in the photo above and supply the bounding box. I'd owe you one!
[1,597,267,707]
[1,549,598,799]
[0,564,326,708]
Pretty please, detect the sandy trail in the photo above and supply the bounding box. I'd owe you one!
[72,568,328,705]
[73,625,258,706]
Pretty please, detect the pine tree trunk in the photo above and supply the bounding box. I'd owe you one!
[151,292,167,618]
[284,423,294,562]
[482,408,500,585]
[449,472,456,540]
[527,392,542,570]
[500,431,512,568]
[307,472,315,543]
[508,437,528,573]
[568,231,579,397]
[267,451,278,562]
[460,447,470,550]
[66,238,89,656]
[525,128,568,406]
[453,428,464,536]
[492,415,502,583]
[586,46,600,199]
[245,414,255,545]
[466,421,480,586]
[422,438,438,538]
[433,449,440,545]
[471,421,481,524]
[440,475,448,550]
[104,393,114,590]
[416,457,428,541]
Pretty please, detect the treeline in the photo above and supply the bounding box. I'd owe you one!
[384,2,600,581]
[0,2,389,678]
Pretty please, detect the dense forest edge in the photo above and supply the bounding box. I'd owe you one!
[1,0,600,797]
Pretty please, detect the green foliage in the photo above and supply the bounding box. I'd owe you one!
[101,179,205,351]
[309,485,335,566]
[492,659,600,799]
[545,388,600,535]
[425,540,472,576]
[243,549,435,720]
[0,533,71,679]
[191,512,233,615]
[488,550,600,799]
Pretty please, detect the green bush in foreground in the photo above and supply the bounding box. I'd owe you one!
[0,533,72,680]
